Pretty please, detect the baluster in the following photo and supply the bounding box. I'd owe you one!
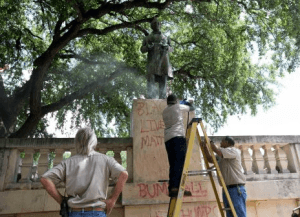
[274,144,290,173]
[282,144,298,173]
[251,144,267,174]
[239,145,253,175]
[114,149,122,165]
[262,144,278,174]
[19,149,34,183]
[31,166,38,182]
[16,154,22,182]
[36,149,49,180]
[53,149,65,167]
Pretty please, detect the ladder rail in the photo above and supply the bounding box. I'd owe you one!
[196,128,225,217]
[167,122,198,217]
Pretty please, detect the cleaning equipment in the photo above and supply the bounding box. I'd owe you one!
[167,118,237,217]
[291,206,300,217]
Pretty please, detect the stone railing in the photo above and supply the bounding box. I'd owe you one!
[208,136,300,181]
[0,138,133,191]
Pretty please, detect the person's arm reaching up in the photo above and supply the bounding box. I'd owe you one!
[200,141,213,163]
[104,171,128,215]
[210,141,223,158]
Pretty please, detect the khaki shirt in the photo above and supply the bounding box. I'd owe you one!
[216,147,246,186]
[42,151,125,208]
[162,104,190,142]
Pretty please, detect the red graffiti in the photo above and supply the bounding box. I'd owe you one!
[136,102,164,116]
[194,205,212,217]
[137,102,147,116]
[141,135,164,149]
[155,211,166,217]
[181,209,193,217]
[140,119,165,133]
[137,182,209,199]
[184,182,208,198]
[138,182,168,198]
[155,205,217,217]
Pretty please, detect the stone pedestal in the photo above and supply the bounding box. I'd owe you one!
[131,99,203,183]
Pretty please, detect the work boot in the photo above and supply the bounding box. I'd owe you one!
[169,188,192,197]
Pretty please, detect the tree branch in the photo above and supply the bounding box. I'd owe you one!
[76,17,154,37]
[174,66,207,80]
[9,67,124,138]
[116,12,149,36]
[83,0,175,21]
[53,17,64,41]
[72,0,85,21]
[24,28,43,40]
[58,53,106,65]
[42,68,123,114]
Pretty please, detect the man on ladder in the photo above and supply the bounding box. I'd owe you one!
[201,136,247,217]
[162,94,194,197]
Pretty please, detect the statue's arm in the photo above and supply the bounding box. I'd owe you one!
[141,38,148,53]
[167,37,173,52]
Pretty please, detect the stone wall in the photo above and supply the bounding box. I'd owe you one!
[0,99,300,217]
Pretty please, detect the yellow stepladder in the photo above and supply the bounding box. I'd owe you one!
[167,118,237,217]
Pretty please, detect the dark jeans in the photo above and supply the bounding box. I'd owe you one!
[223,185,247,217]
[165,136,187,192]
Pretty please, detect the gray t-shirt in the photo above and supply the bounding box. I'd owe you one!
[162,104,190,142]
[216,147,246,186]
[42,151,125,208]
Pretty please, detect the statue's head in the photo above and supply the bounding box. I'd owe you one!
[151,17,161,32]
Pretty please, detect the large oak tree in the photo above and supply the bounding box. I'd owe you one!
[0,0,300,138]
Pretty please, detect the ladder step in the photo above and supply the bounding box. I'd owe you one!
[223,208,231,211]
[158,180,169,182]
[188,118,202,126]
[188,168,216,176]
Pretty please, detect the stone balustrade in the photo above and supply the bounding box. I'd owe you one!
[0,138,133,191]
[0,136,299,193]
[206,136,300,181]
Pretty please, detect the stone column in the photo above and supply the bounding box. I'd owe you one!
[262,144,278,174]
[251,144,267,174]
[1,149,18,191]
[114,149,122,165]
[36,149,49,180]
[239,144,253,175]
[274,144,290,173]
[19,149,34,183]
[283,144,299,173]
[53,149,64,167]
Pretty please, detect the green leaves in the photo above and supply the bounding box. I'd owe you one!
[1,0,300,137]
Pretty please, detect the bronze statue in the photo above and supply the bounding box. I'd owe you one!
[141,17,173,99]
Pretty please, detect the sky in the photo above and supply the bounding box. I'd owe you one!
[212,70,300,136]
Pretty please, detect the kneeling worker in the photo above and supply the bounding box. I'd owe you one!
[201,136,247,217]
[162,94,195,197]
